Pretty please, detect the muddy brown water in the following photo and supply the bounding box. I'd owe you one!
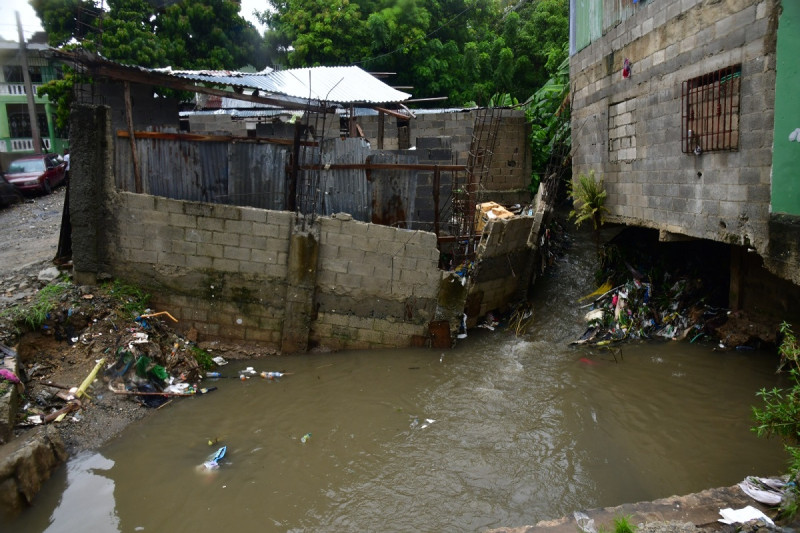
[9,229,788,532]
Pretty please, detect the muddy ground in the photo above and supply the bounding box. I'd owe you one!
[0,187,150,452]
[0,187,263,454]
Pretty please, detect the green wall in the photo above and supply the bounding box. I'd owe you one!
[772,1,800,215]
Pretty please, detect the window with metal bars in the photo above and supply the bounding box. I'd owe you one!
[681,65,741,154]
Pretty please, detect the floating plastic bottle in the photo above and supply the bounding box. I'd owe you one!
[301,433,312,443]
[206,372,221,378]
[260,371,284,380]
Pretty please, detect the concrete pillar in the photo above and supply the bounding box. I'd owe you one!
[69,104,114,285]
[280,221,320,353]
[729,245,744,312]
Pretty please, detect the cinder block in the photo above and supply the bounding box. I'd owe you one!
[224,219,254,235]
[124,193,155,211]
[172,240,197,255]
[158,252,186,267]
[212,257,239,272]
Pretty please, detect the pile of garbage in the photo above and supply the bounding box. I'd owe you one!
[572,276,725,346]
[570,228,779,349]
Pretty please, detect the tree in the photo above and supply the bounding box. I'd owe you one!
[32,0,267,70]
[32,0,268,127]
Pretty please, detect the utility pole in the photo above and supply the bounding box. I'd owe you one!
[16,11,43,154]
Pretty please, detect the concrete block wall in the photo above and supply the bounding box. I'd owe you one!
[188,114,247,136]
[468,216,536,322]
[96,191,440,351]
[311,214,440,350]
[359,109,532,203]
[108,192,293,346]
[570,0,777,255]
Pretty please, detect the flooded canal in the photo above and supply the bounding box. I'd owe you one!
[10,229,788,532]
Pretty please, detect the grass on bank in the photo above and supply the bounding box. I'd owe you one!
[3,278,72,331]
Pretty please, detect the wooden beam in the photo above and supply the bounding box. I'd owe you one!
[372,106,413,120]
[74,56,332,113]
[378,110,384,149]
[123,81,143,193]
[299,163,466,172]
[116,130,318,147]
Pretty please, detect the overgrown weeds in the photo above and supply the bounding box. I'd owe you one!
[105,279,150,319]
[190,345,214,370]
[6,279,72,330]
[752,321,800,519]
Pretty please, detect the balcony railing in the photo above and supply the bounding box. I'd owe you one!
[0,138,52,152]
[0,83,43,96]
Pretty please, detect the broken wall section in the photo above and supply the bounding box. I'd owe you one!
[466,216,537,326]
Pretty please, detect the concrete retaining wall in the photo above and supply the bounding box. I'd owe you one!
[95,192,440,351]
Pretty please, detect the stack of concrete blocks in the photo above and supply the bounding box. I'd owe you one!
[570,0,776,252]
[187,114,248,136]
[480,110,531,207]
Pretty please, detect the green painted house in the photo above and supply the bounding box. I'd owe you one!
[0,35,67,171]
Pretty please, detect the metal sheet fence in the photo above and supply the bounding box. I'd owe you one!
[114,136,434,228]
[319,138,372,221]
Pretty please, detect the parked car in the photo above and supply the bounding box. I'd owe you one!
[0,173,21,207]
[5,153,66,195]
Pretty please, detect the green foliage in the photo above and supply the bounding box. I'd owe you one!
[523,51,570,191]
[190,346,215,371]
[488,93,518,107]
[262,0,567,105]
[33,0,268,123]
[752,322,800,516]
[9,281,72,330]
[105,280,150,319]
[568,170,608,230]
[613,514,636,533]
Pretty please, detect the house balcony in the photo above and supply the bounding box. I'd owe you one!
[0,83,44,97]
[0,138,52,153]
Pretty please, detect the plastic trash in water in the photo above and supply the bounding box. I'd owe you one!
[301,433,312,443]
[574,511,597,533]
[260,371,287,380]
[206,371,221,378]
[202,446,227,470]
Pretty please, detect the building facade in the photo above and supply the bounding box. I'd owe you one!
[0,36,67,170]
[569,0,800,318]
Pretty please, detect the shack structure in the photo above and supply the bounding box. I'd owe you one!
[60,50,549,353]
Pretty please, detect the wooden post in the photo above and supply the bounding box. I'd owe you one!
[123,82,143,193]
[378,110,385,149]
[433,165,440,239]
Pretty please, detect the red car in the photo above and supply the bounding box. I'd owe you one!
[5,153,66,194]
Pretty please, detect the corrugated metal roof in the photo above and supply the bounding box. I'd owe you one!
[162,65,411,104]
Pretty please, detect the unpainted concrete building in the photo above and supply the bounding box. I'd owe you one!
[570,0,800,323]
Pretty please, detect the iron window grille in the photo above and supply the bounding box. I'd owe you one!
[681,65,741,154]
